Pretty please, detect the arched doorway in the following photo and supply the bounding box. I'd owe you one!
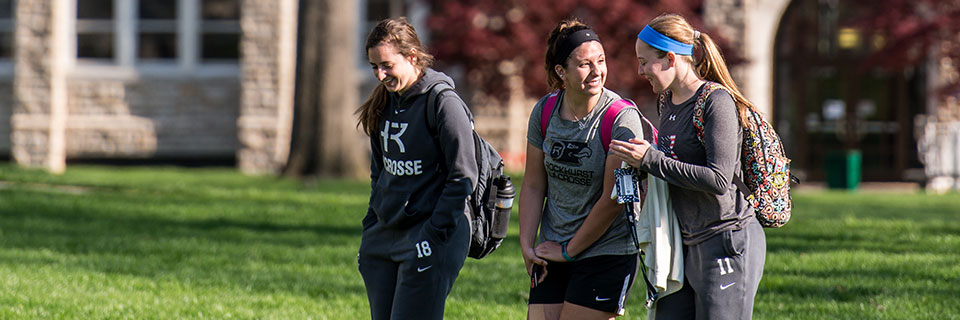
[773,0,925,182]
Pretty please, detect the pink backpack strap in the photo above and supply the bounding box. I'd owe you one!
[540,90,561,138]
[544,93,650,153]
[601,99,631,153]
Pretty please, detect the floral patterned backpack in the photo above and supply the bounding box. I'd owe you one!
[672,82,795,228]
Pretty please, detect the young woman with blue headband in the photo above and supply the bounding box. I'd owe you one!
[609,13,767,319]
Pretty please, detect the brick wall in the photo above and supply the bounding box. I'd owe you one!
[8,0,254,170]
[63,78,239,158]
[237,0,296,174]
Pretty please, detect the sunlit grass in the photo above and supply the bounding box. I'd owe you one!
[1,164,958,319]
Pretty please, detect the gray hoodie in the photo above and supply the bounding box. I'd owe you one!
[365,68,478,233]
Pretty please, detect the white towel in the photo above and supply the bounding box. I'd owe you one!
[611,162,684,318]
[637,175,684,318]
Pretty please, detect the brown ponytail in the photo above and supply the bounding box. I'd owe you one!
[357,17,434,136]
[648,14,756,127]
[694,32,756,128]
[544,18,590,91]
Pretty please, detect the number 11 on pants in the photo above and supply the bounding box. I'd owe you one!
[717,257,734,275]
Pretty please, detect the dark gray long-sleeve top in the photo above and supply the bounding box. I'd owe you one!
[638,83,754,245]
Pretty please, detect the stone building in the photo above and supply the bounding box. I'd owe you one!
[3,0,296,174]
[2,0,958,192]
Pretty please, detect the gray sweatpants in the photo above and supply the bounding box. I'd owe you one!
[653,219,766,320]
[358,212,470,320]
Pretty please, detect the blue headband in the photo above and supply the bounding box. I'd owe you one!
[637,25,693,56]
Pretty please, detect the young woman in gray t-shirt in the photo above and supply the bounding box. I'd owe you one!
[519,19,647,320]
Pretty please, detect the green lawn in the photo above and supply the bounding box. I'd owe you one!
[1,164,958,319]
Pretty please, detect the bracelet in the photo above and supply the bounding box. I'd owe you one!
[561,241,575,262]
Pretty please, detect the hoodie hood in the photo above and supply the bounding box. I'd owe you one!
[397,68,455,104]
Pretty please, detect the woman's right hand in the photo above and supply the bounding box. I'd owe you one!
[523,247,548,284]
[609,137,651,168]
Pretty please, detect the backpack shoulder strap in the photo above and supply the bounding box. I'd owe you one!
[601,99,633,153]
[543,93,652,153]
[540,90,561,138]
[639,112,659,147]
[690,82,753,197]
[693,82,726,145]
[425,82,460,136]
[657,91,669,116]
[619,97,660,145]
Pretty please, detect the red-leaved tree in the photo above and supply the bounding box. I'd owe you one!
[426,0,723,105]
[844,0,960,97]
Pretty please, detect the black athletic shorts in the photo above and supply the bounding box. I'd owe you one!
[529,254,639,315]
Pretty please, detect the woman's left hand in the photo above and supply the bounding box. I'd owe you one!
[534,241,566,262]
[609,138,651,168]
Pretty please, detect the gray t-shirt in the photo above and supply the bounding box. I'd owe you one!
[526,88,643,259]
[638,83,754,245]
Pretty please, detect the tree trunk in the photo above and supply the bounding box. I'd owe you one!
[284,0,367,179]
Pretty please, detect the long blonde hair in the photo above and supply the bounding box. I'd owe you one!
[647,13,756,127]
[356,17,434,136]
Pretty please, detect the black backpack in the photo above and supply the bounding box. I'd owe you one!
[425,83,515,259]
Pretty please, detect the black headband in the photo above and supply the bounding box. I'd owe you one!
[553,29,600,66]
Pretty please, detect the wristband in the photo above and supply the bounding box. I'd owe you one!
[561,241,575,262]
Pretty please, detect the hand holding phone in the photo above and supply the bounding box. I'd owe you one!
[530,264,544,288]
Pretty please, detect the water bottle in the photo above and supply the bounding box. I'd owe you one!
[491,176,515,239]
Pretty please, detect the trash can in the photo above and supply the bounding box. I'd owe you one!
[825,149,861,190]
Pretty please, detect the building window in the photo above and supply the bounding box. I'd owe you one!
[73,0,240,71]
[0,0,14,60]
[200,0,240,62]
[76,0,115,60]
[364,0,405,35]
[138,0,177,60]
[358,0,405,71]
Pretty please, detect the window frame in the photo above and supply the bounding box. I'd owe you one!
[198,0,241,64]
[136,0,179,63]
[70,0,240,79]
[0,0,17,75]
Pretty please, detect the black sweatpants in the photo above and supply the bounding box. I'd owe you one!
[358,212,471,320]
[653,219,766,320]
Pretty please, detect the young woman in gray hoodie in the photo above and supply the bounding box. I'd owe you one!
[356,17,477,320]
